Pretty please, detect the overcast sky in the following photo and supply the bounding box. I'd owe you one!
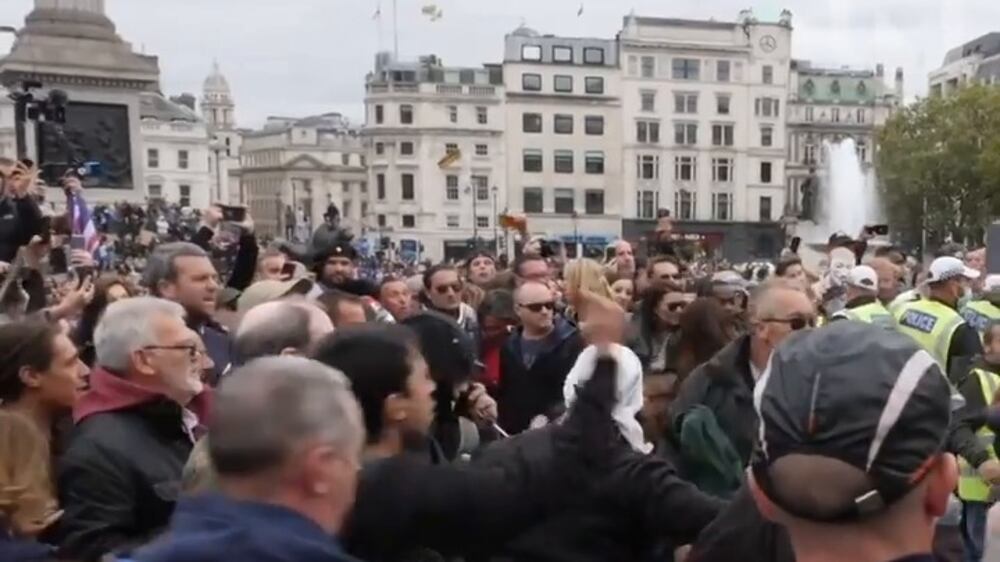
[4,0,999,128]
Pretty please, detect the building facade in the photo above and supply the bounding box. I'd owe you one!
[201,62,244,205]
[929,32,1000,97]
[237,113,366,239]
[618,10,793,258]
[0,88,13,159]
[139,92,212,209]
[363,52,506,263]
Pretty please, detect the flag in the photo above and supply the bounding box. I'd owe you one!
[421,4,443,21]
[69,191,100,254]
[577,3,584,16]
[437,147,461,169]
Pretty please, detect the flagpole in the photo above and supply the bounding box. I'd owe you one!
[393,0,399,60]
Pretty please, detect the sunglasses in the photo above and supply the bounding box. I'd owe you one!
[519,301,556,313]
[763,316,816,331]
[434,282,463,295]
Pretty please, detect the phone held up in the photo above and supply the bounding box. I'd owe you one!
[219,205,247,223]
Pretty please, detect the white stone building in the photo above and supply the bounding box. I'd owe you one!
[618,10,792,258]
[502,28,623,257]
[139,92,211,210]
[929,32,1000,97]
[201,62,243,205]
[363,52,506,263]
[237,113,366,239]
[0,89,13,159]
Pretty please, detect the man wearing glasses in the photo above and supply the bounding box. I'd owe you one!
[422,264,479,353]
[55,297,213,562]
[498,281,585,434]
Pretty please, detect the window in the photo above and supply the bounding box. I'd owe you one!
[641,91,656,112]
[672,58,700,80]
[376,173,386,200]
[583,47,605,65]
[522,112,542,133]
[523,187,543,213]
[585,77,605,94]
[400,141,414,155]
[674,93,698,114]
[471,175,489,200]
[147,148,159,168]
[760,161,773,184]
[637,121,660,143]
[554,75,573,92]
[475,144,488,156]
[759,196,773,221]
[674,123,698,146]
[522,73,542,91]
[446,215,460,228]
[712,158,733,183]
[762,65,774,84]
[377,214,386,227]
[675,156,696,181]
[476,106,488,124]
[179,185,191,207]
[448,105,457,123]
[585,190,605,215]
[857,140,868,163]
[521,45,542,61]
[641,56,655,78]
[831,108,841,123]
[554,150,574,173]
[148,184,162,198]
[360,181,367,193]
[401,174,415,199]
[755,98,780,118]
[627,55,638,76]
[375,142,385,155]
[857,109,866,124]
[585,116,604,135]
[674,190,695,220]
[445,142,458,155]
[637,154,659,179]
[761,126,774,147]
[585,151,604,174]
[712,124,734,147]
[554,114,574,134]
[476,216,490,228]
[554,188,574,214]
[553,45,573,63]
[402,215,416,228]
[712,193,732,221]
[178,150,189,170]
[830,80,841,96]
[717,95,731,115]
[805,107,815,122]
[637,190,657,219]
[804,144,817,164]
[375,105,384,124]
[446,175,459,200]
[717,60,731,82]
[400,104,413,124]
[523,149,543,172]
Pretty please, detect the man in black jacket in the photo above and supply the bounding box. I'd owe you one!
[0,160,44,264]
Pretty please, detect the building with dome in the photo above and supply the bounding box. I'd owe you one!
[201,62,243,205]
[139,92,212,210]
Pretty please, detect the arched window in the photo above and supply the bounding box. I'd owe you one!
[830,80,841,96]
[803,79,815,96]
[857,81,868,96]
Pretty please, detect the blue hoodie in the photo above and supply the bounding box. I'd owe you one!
[126,493,359,562]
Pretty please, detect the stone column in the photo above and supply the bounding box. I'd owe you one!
[36,0,106,13]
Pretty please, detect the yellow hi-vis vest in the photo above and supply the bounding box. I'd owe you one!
[958,368,1000,502]
[961,300,1000,335]
[832,301,895,328]
[893,299,964,369]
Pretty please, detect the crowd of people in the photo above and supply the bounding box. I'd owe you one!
[2,158,1000,562]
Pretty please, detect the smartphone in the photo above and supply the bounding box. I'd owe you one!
[38,216,52,245]
[220,205,247,223]
[72,266,94,289]
[69,234,86,251]
[790,236,802,254]
[869,224,889,236]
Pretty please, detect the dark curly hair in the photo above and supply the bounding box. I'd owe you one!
[0,321,60,402]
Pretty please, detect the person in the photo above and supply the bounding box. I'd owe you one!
[254,246,288,281]
[966,247,987,294]
[235,277,313,315]
[610,277,635,313]
[466,251,497,287]
[422,264,479,349]
[477,289,517,394]
[378,277,413,321]
[894,256,982,380]
[512,254,550,285]
[232,299,334,363]
[55,297,213,561]
[144,242,230,384]
[73,275,136,367]
[709,270,748,321]
[647,255,683,283]
[498,281,585,433]
[0,410,61,562]
[190,205,259,293]
[829,265,894,327]
[611,240,636,281]
[318,290,369,327]
[961,274,1000,336]
[673,297,738,379]
[746,322,955,562]
[869,256,903,305]
[775,256,808,290]
[563,258,614,322]
[0,159,44,264]
[627,281,686,373]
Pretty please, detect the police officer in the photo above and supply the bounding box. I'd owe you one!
[893,256,982,380]
[962,274,1000,336]
[830,265,893,327]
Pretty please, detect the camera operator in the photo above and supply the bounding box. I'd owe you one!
[0,159,45,265]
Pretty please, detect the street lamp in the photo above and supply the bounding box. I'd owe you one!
[465,185,479,251]
[571,211,579,258]
[491,185,498,256]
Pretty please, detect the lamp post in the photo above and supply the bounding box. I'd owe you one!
[571,211,579,258]
[465,185,479,251]
[491,185,499,256]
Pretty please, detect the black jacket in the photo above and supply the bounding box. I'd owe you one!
[55,399,196,561]
[688,485,794,562]
[473,428,725,562]
[0,195,43,264]
[498,318,585,433]
[625,308,680,373]
[191,226,258,292]
[671,335,757,467]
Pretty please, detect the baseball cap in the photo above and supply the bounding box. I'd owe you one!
[237,278,313,314]
[924,256,980,285]
[711,270,747,295]
[847,265,878,291]
[401,311,479,385]
[752,321,952,522]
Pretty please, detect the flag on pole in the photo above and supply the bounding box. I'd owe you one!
[577,3,584,16]
[68,191,100,254]
[437,147,462,169]
[421,4,443,21]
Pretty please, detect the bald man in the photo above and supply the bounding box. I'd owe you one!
[613,240,636,280]
[233,299,334,364]
[868,257,902,305]
[672,279,816,469]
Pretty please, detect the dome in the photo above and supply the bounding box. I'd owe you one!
[203,61,231,94]
[511,24,539,37]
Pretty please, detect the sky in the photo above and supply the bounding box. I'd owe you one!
[3,0,999,128]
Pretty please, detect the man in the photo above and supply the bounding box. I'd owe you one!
[961,274,1000,336]
[498,281,585,433]
[0,159,44,264]
[747,322,955,562]
[423,264,478,348]
[648,255,683,283]
[513,254,550,286]
[145,242,230,383]
[894,256,982,379]
[321,290,370,327]
[255,246,288,281]
[57,297,212,561]
[672,279,814,473]
[830,265,893,327]
[710,270,748,320]
[612,240,636,280]
[378,277,413,321]
[869,256,903,305]
[132,357,363,562]
[314,244,360,292]
[233,299,334,363]
[466,252,498,287]
[967,247,987,294]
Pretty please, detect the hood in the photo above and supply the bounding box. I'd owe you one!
[133,494,356,562]
[74,367,212,425]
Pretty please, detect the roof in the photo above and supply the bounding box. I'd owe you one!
[510,25,539,37]
[942,32,1000,65]
[625,16,737,31]
[139,92,201,122]
[796,74,888,104]
[203,61,230,94]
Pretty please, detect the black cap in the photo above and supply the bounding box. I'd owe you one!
[753,321,952,522]
[401,311,477,386]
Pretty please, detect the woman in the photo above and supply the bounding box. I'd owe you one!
[73,275,135,367]
[609,277,635,314]
[476,289,518,395]
[563,258,614,323]
[0,411,61,561]
[628,281,687,373]
[673,298,738,379]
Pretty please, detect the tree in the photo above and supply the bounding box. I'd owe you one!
[877,85,1000,250]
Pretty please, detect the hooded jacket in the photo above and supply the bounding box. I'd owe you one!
[129,493,359,562]
[55,368,211,562]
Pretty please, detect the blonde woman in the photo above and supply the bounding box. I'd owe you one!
[563,258,615,323]
[0,411,61,559]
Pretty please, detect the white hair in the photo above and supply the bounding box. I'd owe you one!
[94,297,186,373]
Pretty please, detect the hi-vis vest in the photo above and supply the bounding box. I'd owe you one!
[893,299,964,369]
[961,300,1000,335]
[958,368,1000,502]
[832,301,895,328]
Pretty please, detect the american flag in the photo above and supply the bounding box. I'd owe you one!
[68,192,100,254]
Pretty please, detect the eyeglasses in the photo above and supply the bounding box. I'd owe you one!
[142,344,205,362]
[519,301,556,313]
[762,316,816,331]
[434,282,463,295]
